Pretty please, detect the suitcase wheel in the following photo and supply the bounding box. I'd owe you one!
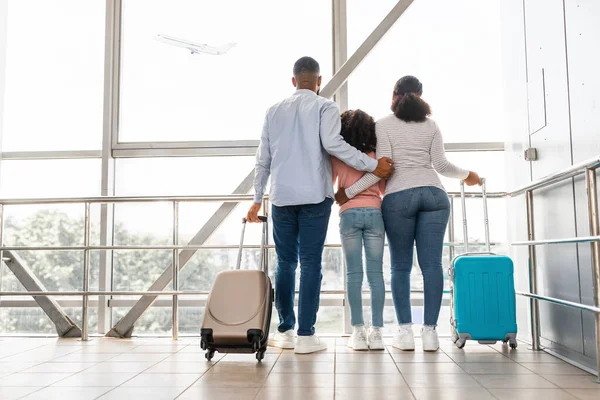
[505,333,518,350]
[256,348,266,362]
[205,349,216,361]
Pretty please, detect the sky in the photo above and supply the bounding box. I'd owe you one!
[0,0,506,243]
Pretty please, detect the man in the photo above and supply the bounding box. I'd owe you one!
[246,56,394,354]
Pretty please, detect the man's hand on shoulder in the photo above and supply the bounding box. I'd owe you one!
[246,203,262,223]
[335,187,350,206]
[373,157,394,179]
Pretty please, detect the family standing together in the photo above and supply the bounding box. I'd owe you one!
[246,56,481,354]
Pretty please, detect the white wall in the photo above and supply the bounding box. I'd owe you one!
[501,0,600,370]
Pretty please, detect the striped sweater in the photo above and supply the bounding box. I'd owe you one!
[346,114,469,199]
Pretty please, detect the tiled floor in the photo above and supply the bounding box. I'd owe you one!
[0,337,598,399]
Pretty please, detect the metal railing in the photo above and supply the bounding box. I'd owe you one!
[509,155,600,380]
[0,155,599,377]
[0,189,501,342]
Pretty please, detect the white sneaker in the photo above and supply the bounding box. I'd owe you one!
[392,325,415,351]
[368,327,385,350]
[268,329,295,349]
[347,326,368,351]
[295,335,327,354]
[421,326,439,352]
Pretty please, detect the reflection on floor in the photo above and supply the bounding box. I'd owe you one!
[0,337,598,399]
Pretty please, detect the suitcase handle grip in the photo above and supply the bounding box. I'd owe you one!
[460,178,491,253]
[237,216,269,272]
[242,216,268,224]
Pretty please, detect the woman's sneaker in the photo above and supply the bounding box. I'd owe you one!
[268,329,295,349]
[421,326,440,352]
[347,326,368,351]
[392,325,415,351]
[368,327,385,350]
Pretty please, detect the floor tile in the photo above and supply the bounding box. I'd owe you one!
[540,374,600,389]
[395,362,467,374]
[262,373,334,388]
[335,361,400,374]
[474,374,557,389]
[271,360,334,374]
[490,388,578,400]
[83,361,156,373]
[403,373,482,388]
[52,353,120,363]
[123,373,202,387]
[21,386,113,400]
[565,388,600,400]
[506,353,562,363]
[390,352,455,363]
[109,353,171,363]
[145,361,212,374]
[335,352,394,363]
[22,362,98,373]
[520,362,592,375]
[440,343,500,354]
[0,362,39,374]
[52,371,137,387]
[177,387,261,400]
[335,387,415,399]
[194,373,267,388]
[278,352,335,362]
[448,353,514,363]
[0,387,44,400]
[206,361,274,376]
[335,373,408,388]
[0,372,73,387]
[131,345,183,354]
[411,388,496,400]
[220,352,280,362]
[97,387,186,400]
[457,362,535,374]
[255,387,334,400]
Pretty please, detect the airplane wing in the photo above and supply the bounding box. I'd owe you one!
[156,35,236,56]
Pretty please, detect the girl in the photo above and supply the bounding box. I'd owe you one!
[332,109,386,351]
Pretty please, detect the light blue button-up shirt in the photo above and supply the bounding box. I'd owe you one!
[253,89,378,207]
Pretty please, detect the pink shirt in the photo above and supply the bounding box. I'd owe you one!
[332,153,385,214]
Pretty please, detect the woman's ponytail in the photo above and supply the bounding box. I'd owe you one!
[391,76,431,123]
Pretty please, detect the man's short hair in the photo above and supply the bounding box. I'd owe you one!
[293,56,320,76]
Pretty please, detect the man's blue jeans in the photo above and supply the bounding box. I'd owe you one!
[272,198,333,336]
[382,187,450,327]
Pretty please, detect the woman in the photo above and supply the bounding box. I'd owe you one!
[336,76,481,351]
[332,110,386,351]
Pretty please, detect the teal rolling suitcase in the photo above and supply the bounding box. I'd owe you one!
[450,179,518,349]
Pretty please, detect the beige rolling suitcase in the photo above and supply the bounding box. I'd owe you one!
[200,216,273,362]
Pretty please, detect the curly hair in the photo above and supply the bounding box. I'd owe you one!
[340,109,377,154]
[391,75,431,122]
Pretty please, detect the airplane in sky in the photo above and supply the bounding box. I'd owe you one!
[156,34,237,55]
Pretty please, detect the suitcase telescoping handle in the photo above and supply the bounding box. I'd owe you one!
[237,216,268,272]
[460,178,491,253]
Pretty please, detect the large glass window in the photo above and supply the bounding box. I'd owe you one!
[2,1,105,151]
[0,159,102,334]
[119,0,332,143]
[347,0,504,142]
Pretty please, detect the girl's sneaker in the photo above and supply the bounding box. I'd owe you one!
[368,327,385,350]
[347,326,368,351]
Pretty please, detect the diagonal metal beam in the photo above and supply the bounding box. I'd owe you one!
[106,171,254,338]
[105,0,412,338]
[3,251,82,337]
[320,0,415,99]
